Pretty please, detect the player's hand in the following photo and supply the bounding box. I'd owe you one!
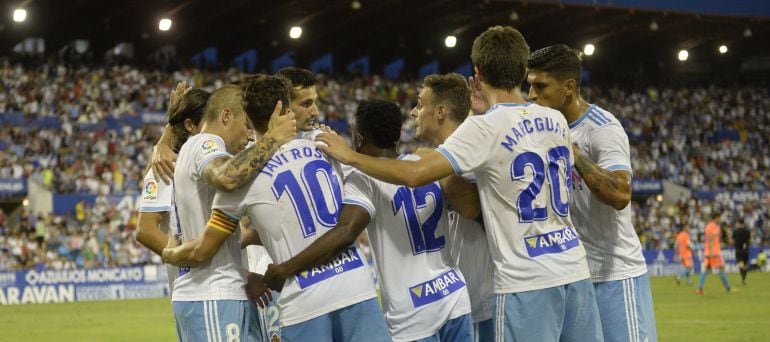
[313,123,337,135]
[469,76,490,115]
[167,81,192,119]
[314,133,356,164]
[265,101,297,146]
[151,143,177,184]
[263,263,287,291]
[245,272,273,308]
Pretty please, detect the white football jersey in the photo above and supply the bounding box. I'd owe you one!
[138,169,179,295]
[445,175,494,323]
[171,133,247,301]
[568,104,647,282]
[213,139,377,327]
[437,102,591,294]
[344,154,471,341]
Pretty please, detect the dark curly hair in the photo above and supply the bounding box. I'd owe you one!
[471,26,529,91]
[355,100,403,149]
[168,89,210,152]
[240,74,291,132]
[528,44,583,84]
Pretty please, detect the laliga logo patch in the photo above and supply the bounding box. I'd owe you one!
[143,179,158,203]
[200,139,220,156]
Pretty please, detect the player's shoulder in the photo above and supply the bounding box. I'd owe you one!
[573,104,621,130]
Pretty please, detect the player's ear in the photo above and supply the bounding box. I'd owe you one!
[436,105,448,120]
[221,108,232,125]
[564,79,577,97]
[183,118,197,134]
[473,66,484,83]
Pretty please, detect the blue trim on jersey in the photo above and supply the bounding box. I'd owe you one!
[569,104,595,129]
[587,112,605,126]
[138,206,172,213]
[488,102,531,112]
[435,147,463,175]
[342,199,375,218]
[196,151,230,175]
[606,164,633,175]
[592,108,612,124]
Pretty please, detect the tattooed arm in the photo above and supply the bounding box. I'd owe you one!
[202,101,296,192]
[573,145,632,210]
[202,135,281,191]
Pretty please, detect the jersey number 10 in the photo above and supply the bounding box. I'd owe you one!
[272,160,342,238]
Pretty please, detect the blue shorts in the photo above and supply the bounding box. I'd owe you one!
[495,278,603,342]
[280,298,391,342]
[594,273,658,342]
[173,300,260,342]
[414,314,473,342]
[255,290,281,342]
[473,319,494,342]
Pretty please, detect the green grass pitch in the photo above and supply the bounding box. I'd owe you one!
[1,272,768,341]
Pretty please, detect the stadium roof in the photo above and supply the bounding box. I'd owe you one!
[3,0,769,82]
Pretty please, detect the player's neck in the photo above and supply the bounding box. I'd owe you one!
[361,145,399,159]
[562,95,591,124]
[483,87,527,106]
[435,120,461,145]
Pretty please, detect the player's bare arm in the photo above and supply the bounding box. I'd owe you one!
[203,101,297,191]
[315,132,455,188]
[135,212,170,256]
[439,175,481,220]
[572,143,632,210]
[262,204,371,291]
[161,209,237,266]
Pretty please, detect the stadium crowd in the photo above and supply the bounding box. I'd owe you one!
[1,60,769,271]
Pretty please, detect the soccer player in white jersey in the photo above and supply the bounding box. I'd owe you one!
[316,26,603,342]
[169,75,390,342]
[137,84,210,295]
[410,73,496,341]
[160,83,296,342]
[265,100,474,341]
[527,44,657,342]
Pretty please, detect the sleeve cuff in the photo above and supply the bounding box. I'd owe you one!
[197,152,231,174]
[605,164,633,175]
[342,199,375,218]
[138,206,172,213]
[435,146,463,175]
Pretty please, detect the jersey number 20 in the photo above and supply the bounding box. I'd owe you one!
[511,146,571,222]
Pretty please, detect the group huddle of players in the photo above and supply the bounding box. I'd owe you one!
[136,26,660,342]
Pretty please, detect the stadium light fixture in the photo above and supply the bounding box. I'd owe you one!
[351,0,362,10]
[13,8,27,23]
[158,18,172,31]
[718,45,728,54]
[583,44,595,56]
[289,26,302,39]
[743,27,752,38]
[678,49,688,61]
[649,20,658,31]
[509,10,519,21]
[445,35,457,48]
